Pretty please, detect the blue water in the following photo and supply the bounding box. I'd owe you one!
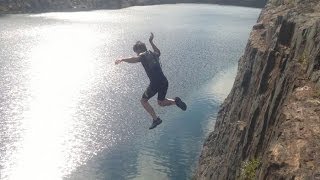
[0,4,260,180]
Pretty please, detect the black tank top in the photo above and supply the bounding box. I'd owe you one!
[139,50,167,83]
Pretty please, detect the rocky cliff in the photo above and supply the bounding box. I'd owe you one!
[196,0,320,179]
[0,0,266,14]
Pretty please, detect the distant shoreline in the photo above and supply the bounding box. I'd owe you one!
[0,2,264,15]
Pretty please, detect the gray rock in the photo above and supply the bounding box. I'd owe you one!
[196,0,320,179]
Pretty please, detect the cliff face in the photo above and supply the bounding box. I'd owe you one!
[0,0,266,14]
[196,0,320,179]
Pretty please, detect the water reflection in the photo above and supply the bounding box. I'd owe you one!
[6,23,101,180]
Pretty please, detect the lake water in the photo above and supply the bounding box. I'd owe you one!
[0,4,260,180]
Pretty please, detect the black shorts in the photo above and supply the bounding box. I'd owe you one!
[142,79,168,101]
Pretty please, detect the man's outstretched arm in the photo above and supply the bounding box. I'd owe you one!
[115,56,140,65]
[149,33,161,56]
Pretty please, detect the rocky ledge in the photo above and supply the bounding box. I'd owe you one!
[196,0,320,179]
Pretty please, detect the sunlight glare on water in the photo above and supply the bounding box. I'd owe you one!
[2,20,120,180]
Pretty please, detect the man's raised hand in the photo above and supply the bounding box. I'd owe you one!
[149,32,154,42]
[115,59,122,65]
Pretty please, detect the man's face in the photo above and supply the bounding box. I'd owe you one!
[134,49,142,55]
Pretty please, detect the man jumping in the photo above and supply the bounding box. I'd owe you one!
[115,33,187,129]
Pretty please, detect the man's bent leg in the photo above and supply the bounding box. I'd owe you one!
[158,98,176,107]
[141,98,158,120]
[157,80,175,107]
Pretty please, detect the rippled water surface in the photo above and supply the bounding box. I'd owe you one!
[0,4,260,180]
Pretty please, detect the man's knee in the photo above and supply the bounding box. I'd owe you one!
[158,100,166,107]
[141,98,148,104]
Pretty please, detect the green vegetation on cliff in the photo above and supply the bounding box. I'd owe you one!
[240,159,261,180]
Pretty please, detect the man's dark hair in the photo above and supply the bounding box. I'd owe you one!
[133,41,147,53]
